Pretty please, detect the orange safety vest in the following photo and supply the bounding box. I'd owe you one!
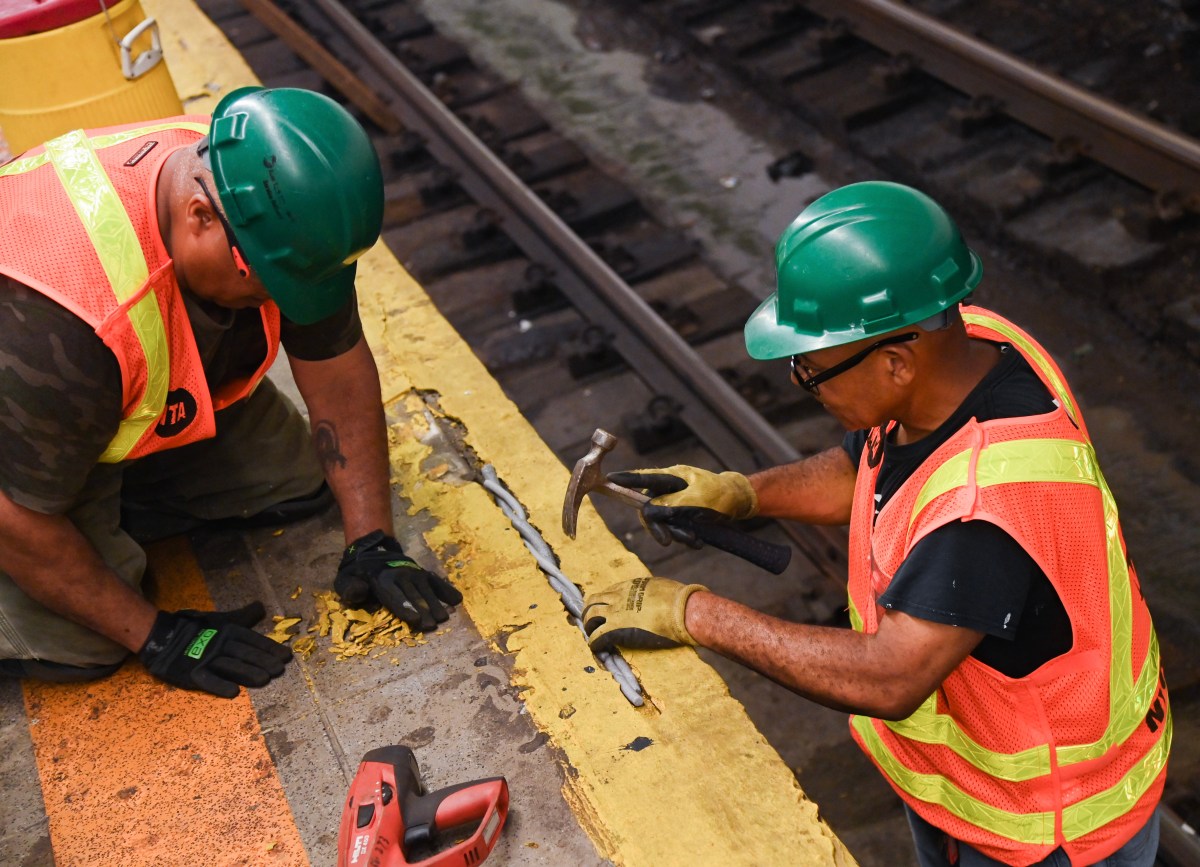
[0,118,281,462]
[846,306,1169,867]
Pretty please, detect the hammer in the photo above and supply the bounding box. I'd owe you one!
[562,429,792,574]
[563,429,673,545]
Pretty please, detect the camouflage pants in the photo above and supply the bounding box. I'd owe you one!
[0,378,324,668]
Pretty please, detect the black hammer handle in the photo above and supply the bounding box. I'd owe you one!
[685,521,792,574]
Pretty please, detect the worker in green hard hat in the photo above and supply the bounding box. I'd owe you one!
[583,182,1168,866]
[0,87,461,698]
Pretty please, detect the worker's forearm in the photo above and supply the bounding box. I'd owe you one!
[749,446,857,524]
[289,336,394,543]
[685,591,923,719]
[0,490,157,652]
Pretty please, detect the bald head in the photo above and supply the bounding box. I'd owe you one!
[155,143,270,310]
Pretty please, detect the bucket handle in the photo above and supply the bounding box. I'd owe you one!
[118,17,164,80]
[98,1,164,81]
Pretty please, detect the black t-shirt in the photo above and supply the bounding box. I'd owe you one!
[0,274,362,513]
[842,344,1073,677]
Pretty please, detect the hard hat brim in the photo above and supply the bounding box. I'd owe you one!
[743,248,982,360]
[743,294,864,360]
[259,259,358,325]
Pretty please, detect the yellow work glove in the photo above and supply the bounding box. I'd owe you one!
[582,577,709,652]
[608,465,758,522]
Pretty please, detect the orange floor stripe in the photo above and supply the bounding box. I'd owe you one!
[22,536,309,867]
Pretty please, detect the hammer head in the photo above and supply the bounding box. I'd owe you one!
[562,429,619,539]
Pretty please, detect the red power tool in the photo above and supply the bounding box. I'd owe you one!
[337,745,510,867]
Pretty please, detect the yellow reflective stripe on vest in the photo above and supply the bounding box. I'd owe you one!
[913,438,1101,523]
[1052,459,1155,767]
[887,693,1051,782]
[962,311,1080,425]
[847,596,864,632]
[43,129,171,462]
[1063,712,1171,841]
[853,715,1057,844]
[909,438,1159,759]
[0,151,50,176]
[854,432,1164,840]
[0,122,210,177]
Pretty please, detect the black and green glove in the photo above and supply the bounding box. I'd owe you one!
[582,576,708,652]
[138,601,292,699]
[608,465,758,532]
[335,530,463,633]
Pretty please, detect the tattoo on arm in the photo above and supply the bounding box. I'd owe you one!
[314,421,348,472]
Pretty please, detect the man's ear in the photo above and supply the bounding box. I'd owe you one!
[184,191,216,237]
[882,344,917,387]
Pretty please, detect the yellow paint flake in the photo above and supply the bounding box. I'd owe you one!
[298,591,434,661]
[290,586,302,600]
[330,610,349,645]
[266,616,302,645]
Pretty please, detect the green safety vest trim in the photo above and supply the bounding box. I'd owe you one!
[852,311,1164,842]
[962,311,1080,425]
[906,435,1159,763]
[7,123,210,461]
[1062,712,1171,840]
[913,439,1100,524]
[0,122,210,176]
[885,692,1051,783]
[852,714,1058,844]
[848,596,863,632]
[0,151,48,176]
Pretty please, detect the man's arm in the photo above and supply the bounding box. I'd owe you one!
[749,445,858,525]
[0,280,156,649]
[287,334,393,543]
[685,590,983,719]
[611,445,859,527]
[0,489,157,651]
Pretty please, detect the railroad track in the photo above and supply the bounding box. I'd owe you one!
[196,1,1200,864]
[579,0,1200,355]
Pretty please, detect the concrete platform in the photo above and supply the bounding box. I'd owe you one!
[0,3,853,864]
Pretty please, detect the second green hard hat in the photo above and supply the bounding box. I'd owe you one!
[205,87,384,324]
[744,181,982,359]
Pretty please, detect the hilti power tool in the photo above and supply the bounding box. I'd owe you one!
[337,745,510,867]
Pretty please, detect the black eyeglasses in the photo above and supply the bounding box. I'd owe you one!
[195,176,251,278]
[791,332,919,394]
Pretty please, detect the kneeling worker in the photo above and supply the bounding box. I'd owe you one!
[0,88,461,698]
[584,182,1169,866]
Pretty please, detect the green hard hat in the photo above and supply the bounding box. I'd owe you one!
[206,87,384,324]
[744,181,982,359]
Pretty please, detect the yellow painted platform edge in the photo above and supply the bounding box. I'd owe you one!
[152,3,856,864]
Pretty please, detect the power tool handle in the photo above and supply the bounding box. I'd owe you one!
[689,521,792,574]
[405,777,507,838]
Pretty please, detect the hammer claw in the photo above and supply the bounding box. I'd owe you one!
[563,429,664,542]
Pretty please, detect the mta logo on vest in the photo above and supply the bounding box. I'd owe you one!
[156,388,197,437]
[1145,667,1168,733]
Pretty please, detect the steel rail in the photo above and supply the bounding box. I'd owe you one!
[298,0,848,581]
[803,0,1200,210]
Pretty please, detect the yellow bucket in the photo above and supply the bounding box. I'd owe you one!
[0,0,183,157]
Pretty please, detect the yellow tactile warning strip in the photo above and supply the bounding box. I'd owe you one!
[22,538,308,865]
[18,1,857,863]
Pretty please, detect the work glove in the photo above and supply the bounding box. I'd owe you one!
[608,465,759,528]
[138,601,292,699]
[582,576,708,652]
[335,530,463,633]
